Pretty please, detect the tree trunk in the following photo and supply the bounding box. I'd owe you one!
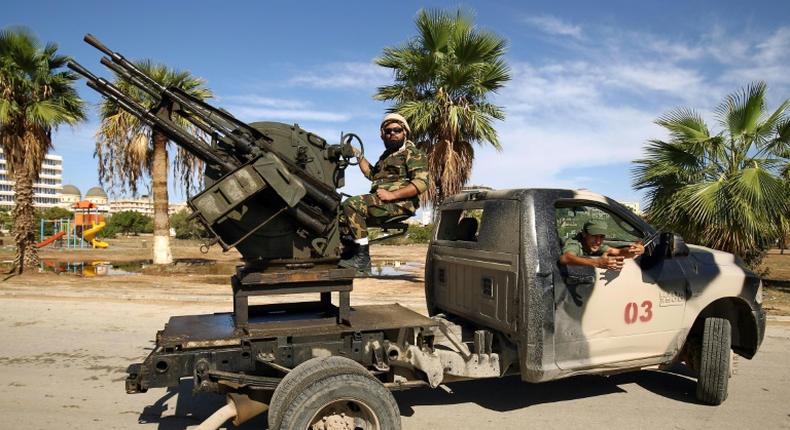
[152,132,172,265]
[11,165,38,273]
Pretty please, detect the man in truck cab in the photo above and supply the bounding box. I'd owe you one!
[339,113,430,274]
[559,220,645,271]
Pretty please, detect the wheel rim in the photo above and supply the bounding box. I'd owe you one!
[308,397,380,430]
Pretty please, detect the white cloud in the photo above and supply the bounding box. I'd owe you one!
[219,93,354,123]
[608,63,706,97]
[469,107,663,192]
[524,15,583,39]
[721,27,790,86]
[219,95,309,110]
[289,62,390,90]
[642,37,703,62]
[225,106,352,123]
[755,27,790,64]
[467,22,790,197]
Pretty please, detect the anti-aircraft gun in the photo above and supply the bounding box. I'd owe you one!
[69,34,365,326]
[70,35,443,430]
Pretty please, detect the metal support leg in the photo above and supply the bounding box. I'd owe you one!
[338,291,350,325]
[321,292,331,307]
[232,276,248,328]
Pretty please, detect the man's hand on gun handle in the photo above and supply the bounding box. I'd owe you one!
[628,240,645,257]
[597,249,625,271]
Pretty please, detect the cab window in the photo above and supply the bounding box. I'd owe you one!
[556,204,642,249]
[436,200,519,252]
[437,208,483,242]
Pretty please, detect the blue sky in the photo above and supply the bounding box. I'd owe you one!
[4,1,790,206]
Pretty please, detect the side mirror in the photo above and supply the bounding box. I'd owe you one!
[658,232,689,258]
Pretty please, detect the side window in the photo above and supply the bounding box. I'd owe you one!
[437,208,483,242]
[555,204,642,251]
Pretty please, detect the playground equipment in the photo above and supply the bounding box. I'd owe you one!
[36,200,109,249]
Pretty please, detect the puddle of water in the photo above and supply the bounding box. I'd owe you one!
[39,260,143,277]
[33,258,424,278]
[370,260,422,277]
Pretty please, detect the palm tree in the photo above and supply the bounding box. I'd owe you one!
[778,161,790,254]
[0,27,86,273]
[375,9,511,205]
[96,61,211,264]
[633,81,790,262]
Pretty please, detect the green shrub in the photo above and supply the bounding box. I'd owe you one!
[405,224,433,244]
[170,209,207,239]
[104,211,153,236]
[372,223,434,245]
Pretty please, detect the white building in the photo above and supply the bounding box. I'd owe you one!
[0,150,63,210]
[85,187,110,213]
[60,184,82,208]
[620,201,642,215]
[109,195,188,216]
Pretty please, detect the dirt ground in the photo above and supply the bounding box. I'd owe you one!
[762,249,790,316]
[0,238,431,314]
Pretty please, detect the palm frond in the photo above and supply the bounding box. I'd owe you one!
[375,9,509,204]
[715,81,766,139]
[96,59,211,195]
[655,107,710,142]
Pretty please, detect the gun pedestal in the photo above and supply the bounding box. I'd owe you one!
[231,266,355,329]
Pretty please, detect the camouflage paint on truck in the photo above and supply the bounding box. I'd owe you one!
[426,188,764,383]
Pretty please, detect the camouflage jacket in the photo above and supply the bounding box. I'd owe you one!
[365,140,430,208]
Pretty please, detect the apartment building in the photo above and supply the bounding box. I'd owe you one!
[109,195,188,216]
[0,150,63,210]
[619,201,642,215]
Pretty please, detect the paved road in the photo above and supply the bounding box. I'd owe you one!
[1,298,788,430]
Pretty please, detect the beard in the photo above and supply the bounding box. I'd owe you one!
[384,137,405,152]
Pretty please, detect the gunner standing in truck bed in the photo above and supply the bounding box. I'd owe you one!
[339,113,430,274]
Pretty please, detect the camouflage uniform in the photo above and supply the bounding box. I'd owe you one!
[340,140,429,239]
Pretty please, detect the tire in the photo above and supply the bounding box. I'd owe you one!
[695,317,731,405]
[279,372,400,430]
[268,356,373,430]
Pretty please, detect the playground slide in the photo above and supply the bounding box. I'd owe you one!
[82,222,109,249]
[35,230,66,248]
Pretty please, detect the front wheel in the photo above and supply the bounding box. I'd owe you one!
[695,317,731,405]
[279,372,400,430]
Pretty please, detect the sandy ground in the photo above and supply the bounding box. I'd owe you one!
[0,241,789,429]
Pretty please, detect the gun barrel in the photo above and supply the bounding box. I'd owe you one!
[84,33,115,57]
[99,57,161,101]
[78,35,342,213]
[69,61,236,173]
[67,60,100,82]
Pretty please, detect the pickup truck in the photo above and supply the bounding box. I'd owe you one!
[126,188,765,430]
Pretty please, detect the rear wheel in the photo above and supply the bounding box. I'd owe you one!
[268,356,375,430]
[695,317,731,405]
[279,372,400,430]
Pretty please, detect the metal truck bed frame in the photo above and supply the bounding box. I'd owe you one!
[156,303,437,350]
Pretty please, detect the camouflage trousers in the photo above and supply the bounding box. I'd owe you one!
[339,194,415,240]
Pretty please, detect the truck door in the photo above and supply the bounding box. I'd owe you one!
[553,202,687,369]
